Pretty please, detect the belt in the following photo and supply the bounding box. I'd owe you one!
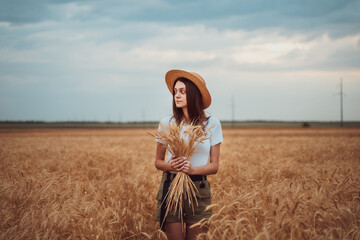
[165,172,207,182]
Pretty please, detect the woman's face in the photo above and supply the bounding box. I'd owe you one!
[174,80,187,108]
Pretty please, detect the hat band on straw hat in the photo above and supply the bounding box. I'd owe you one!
[165,69,212,109]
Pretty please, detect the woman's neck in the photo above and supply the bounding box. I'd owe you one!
[182,107,190,123]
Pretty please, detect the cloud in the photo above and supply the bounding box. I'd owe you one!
[1,19,359,76]
[1,0,359,37]
[0,0,359,121]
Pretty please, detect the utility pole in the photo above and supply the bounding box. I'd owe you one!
[142,109,146,128]
[340,78,343,127]
[231,96,235,128]
[118,112,122,123]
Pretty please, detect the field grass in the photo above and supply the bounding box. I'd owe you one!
[0,128,359,239]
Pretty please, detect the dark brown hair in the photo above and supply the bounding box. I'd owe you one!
[172,77,208,127]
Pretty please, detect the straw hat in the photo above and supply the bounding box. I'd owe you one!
[165,69,212,109]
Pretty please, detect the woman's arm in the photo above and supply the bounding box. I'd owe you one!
[154,142,187,172]
[182,143,221,175]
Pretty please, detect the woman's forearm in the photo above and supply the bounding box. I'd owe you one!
[190,162,218,176]
[155,159,174,172]
[156,159,218,175]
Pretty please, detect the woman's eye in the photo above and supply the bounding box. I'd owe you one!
[174,90,185,94]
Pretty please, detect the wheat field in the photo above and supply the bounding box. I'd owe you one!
[0,128,359,239]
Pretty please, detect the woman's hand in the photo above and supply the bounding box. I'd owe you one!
[170,156,186,172]
[181,160,193,175]
[170,156,194,174]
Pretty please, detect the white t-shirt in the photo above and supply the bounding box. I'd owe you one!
[155,115,223,170]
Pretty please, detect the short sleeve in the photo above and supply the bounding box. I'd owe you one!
[208,117,223,146]
[154,115,172,145]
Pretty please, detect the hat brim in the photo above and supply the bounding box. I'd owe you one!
[165,69,211,109]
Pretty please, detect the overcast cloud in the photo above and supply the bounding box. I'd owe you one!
[0,0,359,122]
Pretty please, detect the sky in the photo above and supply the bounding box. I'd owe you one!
[0,0,359,122]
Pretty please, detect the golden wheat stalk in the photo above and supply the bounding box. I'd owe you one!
[149,120,212,228]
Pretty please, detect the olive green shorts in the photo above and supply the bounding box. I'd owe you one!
[154,172,212,224]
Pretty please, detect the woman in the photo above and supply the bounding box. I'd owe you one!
[154,70,223,240]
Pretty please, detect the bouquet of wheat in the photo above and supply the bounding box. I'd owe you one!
[150,120,211,227]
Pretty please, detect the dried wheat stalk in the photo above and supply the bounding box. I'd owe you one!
[150,120,212,228]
